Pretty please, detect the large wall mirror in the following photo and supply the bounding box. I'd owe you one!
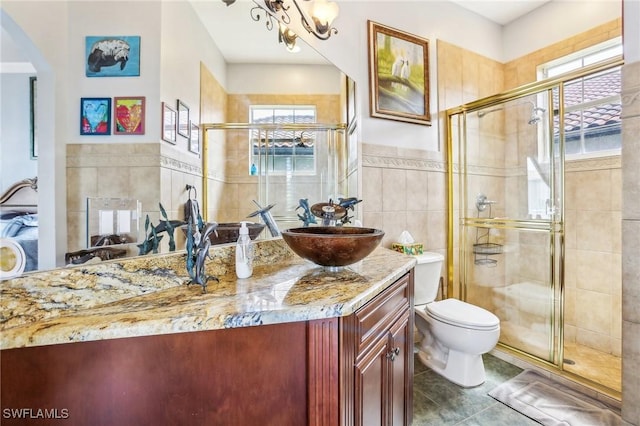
[0,1,356,275]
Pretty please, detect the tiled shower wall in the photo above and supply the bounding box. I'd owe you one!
[621,58,640,425]
[564,157,622,356]
[223,93,342,224]
[504,19,623,356]
[66,142,201,255]
[436,21,623,356]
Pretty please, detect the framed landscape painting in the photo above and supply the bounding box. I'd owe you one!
[367,21,431,125]
[80,97,111,135]
[114,96,145,135]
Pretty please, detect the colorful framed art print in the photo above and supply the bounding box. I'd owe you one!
[80,97,111,135]
[114,96,145,135]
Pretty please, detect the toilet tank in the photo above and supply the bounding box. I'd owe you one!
[413,252,445,305]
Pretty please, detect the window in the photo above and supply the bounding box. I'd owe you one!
[538,38,622,158]
[249,105,316,175]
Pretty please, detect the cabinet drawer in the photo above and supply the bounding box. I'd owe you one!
[354,272,411,355]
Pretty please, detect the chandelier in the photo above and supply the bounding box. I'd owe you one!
[222,0,339,41]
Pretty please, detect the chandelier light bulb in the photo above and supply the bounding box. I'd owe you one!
[309,0,339,34]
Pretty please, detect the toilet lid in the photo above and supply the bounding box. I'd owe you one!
[426,299,499,329]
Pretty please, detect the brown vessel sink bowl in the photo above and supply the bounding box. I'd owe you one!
[281,226,385,268]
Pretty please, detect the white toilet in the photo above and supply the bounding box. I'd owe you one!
[413,252,500,387]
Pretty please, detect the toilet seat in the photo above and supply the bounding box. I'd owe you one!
[424,299,499,330]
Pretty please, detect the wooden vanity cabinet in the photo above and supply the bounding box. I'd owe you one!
[1,270,413,426]
[340,270,414,426]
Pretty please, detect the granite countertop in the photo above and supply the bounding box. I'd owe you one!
[1,239,416,350]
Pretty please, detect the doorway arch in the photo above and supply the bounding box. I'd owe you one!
[1,8,65,270]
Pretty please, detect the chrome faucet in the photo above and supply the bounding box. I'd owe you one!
[247,200,280,237]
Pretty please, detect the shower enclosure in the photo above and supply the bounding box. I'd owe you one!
[447,57,623,396]
[200,123,357,235]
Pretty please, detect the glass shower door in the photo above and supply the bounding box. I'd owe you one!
[457,91,563,364]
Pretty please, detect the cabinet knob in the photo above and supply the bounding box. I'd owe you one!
[386,347,401,361]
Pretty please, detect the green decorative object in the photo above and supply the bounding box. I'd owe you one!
[184,186,218,292]
[137,203,184,256]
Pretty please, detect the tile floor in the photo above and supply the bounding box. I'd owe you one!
[412,353,539,425]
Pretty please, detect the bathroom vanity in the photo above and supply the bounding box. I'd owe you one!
[0,239,416,425]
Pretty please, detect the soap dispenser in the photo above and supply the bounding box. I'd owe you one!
[235,221,254,279]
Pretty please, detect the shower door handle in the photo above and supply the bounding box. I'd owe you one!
[546,199,560,218]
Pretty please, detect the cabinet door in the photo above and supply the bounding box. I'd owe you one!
[354,335,389,426]
[388,310,412,426]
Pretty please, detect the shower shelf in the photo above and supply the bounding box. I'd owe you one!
[474,258,498,266]
[473,243,503,255]
[473,194,502,267]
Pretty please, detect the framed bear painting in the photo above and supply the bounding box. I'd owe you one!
[86,36,141,77]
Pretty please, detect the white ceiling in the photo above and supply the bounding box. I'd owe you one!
[190,0,332,65]
[1,1,552,67]
[191,0,551,65]
[451,0,551,25]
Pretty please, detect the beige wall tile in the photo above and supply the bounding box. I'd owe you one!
[426,210,447,251]
[382,210,408,248]
[622,220,640,324]
[610,168,622,211]
[427,171,447,212]
[363,211,383,230]
[66,167,98,212]
[622,320,640,424]
[576,289,612,335]
[66,211,85,253]
[406,169,429,211]
[406,210,429,247]
[362,166,383,213]
[576,328,611,354]
[382,168,406,212]
[572,170,612,211]
[622,116,640,219]
[576,250,614,293]
[621,63,640,119]
[97,167,131,199]
[131,166,160,214]
[576,210,614,251]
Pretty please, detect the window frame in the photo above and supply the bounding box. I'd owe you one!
[249,105,318,176]
[537,38,622,160]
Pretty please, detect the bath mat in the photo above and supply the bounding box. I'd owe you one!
[489,369,622,426]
